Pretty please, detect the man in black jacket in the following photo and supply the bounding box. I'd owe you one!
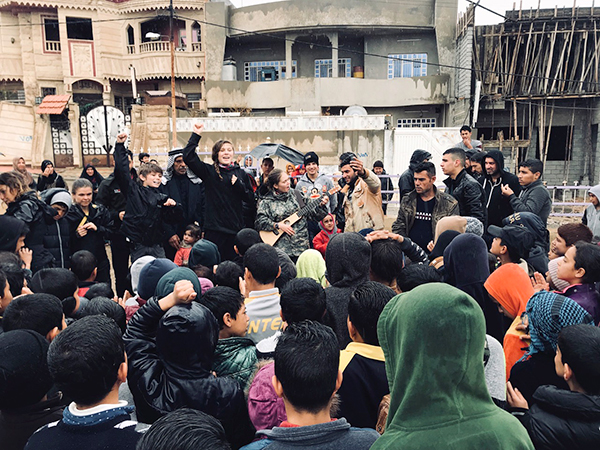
[96,151,137,296]
[441,148,486,224]
[160,149,205,261]
[480,150,521,231]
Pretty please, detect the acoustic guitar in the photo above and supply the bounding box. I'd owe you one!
[260,185,343,246]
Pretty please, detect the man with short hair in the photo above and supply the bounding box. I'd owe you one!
[339,154,384,232]
[241,321,380,450]
[257,157,274,198]
[160,149,205,260]
[392,161,459,251]
[456,125,482,151]
[243,243,282,344]
[481,150,521,229]
[501,158,552,226]
[440,148,486,224]
[372,161,393,214]
[296,151,337,242]
[398,149,432,200]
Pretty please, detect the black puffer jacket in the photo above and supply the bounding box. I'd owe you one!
[65,203,112,262]
[40,188,71,268]
[114,142,182,246]
[513,385,600,450]
[503,211,550,274]
[480,150,521,227]
[123,299,254,448]
[398,149,432,200]
[5,191,56,272]
[183,133,255,236]
[443,169,487,224]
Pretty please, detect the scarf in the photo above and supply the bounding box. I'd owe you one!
[161,149,202,185]
[12,157,34,186]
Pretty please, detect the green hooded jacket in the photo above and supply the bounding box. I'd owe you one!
[373,283,534,450]
[213,336,258,389]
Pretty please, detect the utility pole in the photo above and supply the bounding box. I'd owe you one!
[170,0,177,148]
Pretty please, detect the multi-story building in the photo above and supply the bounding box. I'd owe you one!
[0,0,207,167]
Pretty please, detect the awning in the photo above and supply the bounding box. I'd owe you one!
[36,94,71,115]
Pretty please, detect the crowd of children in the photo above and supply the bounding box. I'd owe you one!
[1,136,600,449]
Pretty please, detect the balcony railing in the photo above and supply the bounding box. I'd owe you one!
[139,41,171,53]
[127,45,135,54]
[191,42,202,51]
[45,41,61,52]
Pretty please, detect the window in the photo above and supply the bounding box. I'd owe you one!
[244,61,297,82]
[187,93,202,109]
[66,17,93,40]
[397,118,436,128]
[41,87,57,97]
[314,58,351,78]
[44,18,60,42]
[127,25,134,45]
[388,54,427,79]
[0,90,25,104]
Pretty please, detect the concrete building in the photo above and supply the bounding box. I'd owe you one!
[0,0,207,167]
[470,6,600,185]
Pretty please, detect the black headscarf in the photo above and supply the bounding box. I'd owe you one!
[0,216,29,252]
[79,164,104,190]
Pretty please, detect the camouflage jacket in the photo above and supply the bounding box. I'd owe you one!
[255,190,327,258]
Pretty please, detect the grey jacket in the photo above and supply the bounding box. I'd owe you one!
[240,418,379,450]
[392,187,459,237]
[295,172,337,213]
[508,180,552,226]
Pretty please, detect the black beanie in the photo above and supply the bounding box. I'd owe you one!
[373,160,384,168]
[0,329,52,409]
[304,151,319,166]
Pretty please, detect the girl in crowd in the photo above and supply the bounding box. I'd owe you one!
[255,168,328,261]
[0,172,56,272]
[12,157,36,190]
[182,123,255,261]
[65,179,113,283]
[37,160,66,192]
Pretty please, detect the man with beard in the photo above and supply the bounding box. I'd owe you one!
[480,150,520,232]
[398,149,432,201]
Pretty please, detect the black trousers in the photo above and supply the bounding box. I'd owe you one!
[110,233,130,296]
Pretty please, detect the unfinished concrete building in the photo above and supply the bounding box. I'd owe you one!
[470,5,600,185]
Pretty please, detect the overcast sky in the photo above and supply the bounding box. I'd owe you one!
[228,0,597,25]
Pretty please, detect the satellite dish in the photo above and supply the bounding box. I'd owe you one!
[343,105,368,116]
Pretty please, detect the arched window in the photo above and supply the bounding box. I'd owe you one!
[126,25,135,53]
[191,22,201,51]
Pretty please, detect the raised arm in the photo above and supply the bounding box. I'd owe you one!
[182,123,210,181]
[113,133,132,197]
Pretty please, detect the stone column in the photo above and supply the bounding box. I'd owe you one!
[285,33,294,79]
[330,32,338,78]
[185,19,192,52]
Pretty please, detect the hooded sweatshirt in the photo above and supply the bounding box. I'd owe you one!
[398,150,432,199]
[323,233,371,349]
[480,150,521,227]
[123,275,254,448]
[373,283,534,450]
[0,216,29,253]
[484,263,534,379]
[295,249,327,287]
[187,239,221,269]
[444,233,505,342]
[583,184,600,241]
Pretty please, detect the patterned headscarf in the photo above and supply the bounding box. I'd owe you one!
[162,149,201,185]
[526,291,594,357]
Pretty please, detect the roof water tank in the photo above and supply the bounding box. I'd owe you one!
[222,57,237,81]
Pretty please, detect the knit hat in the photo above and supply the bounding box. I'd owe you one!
[137,258,178,300]
[0,330,52,409]
[373,160,384,168]
[303,151,319,166]
[50,191,72,208]
[547,257,570,291]
[198,277,214,294]
[465,217,484,237]
[155,267,202,299]
[188,239,221,269]
[130,255,156,294]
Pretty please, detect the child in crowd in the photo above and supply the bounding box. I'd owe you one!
[174,224,201,267]
[312,213,340,257]
[2,293,65,342]
[29,268,86,321]
[247,278,327,431]
[215,260,244,292]
[123,271,254,448]
[551,223,593,257]
[40,188,72,269]
[70,250,98,297]
[233,228,262,267]
[488,225,535,274]
[0,259,30,298]
[80,297,127,335]
[0,330,64,450]
[25,316,144,450]
[337,281,396,429]
[507,324,600,449]
[241,321,380,450]
[136,409,230,450]
[582,184,600,242]
[65,179,112,283]
[199,286,258,389]
[295,249,327,287]
[114,133,180,262]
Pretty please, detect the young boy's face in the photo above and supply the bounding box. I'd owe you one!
[322,215,335,232]
[183,230,197,245]
[557,246,581,284]
[589,193,599,207]
[229,303,249,337]
[140,171,162,188]
[73,187,93,208]
[15,235,26,253]
[554,346,565,378]
[489,237,505,257]
[52,203,68,220]
[551,233,568,256]
[0,279,13,314]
